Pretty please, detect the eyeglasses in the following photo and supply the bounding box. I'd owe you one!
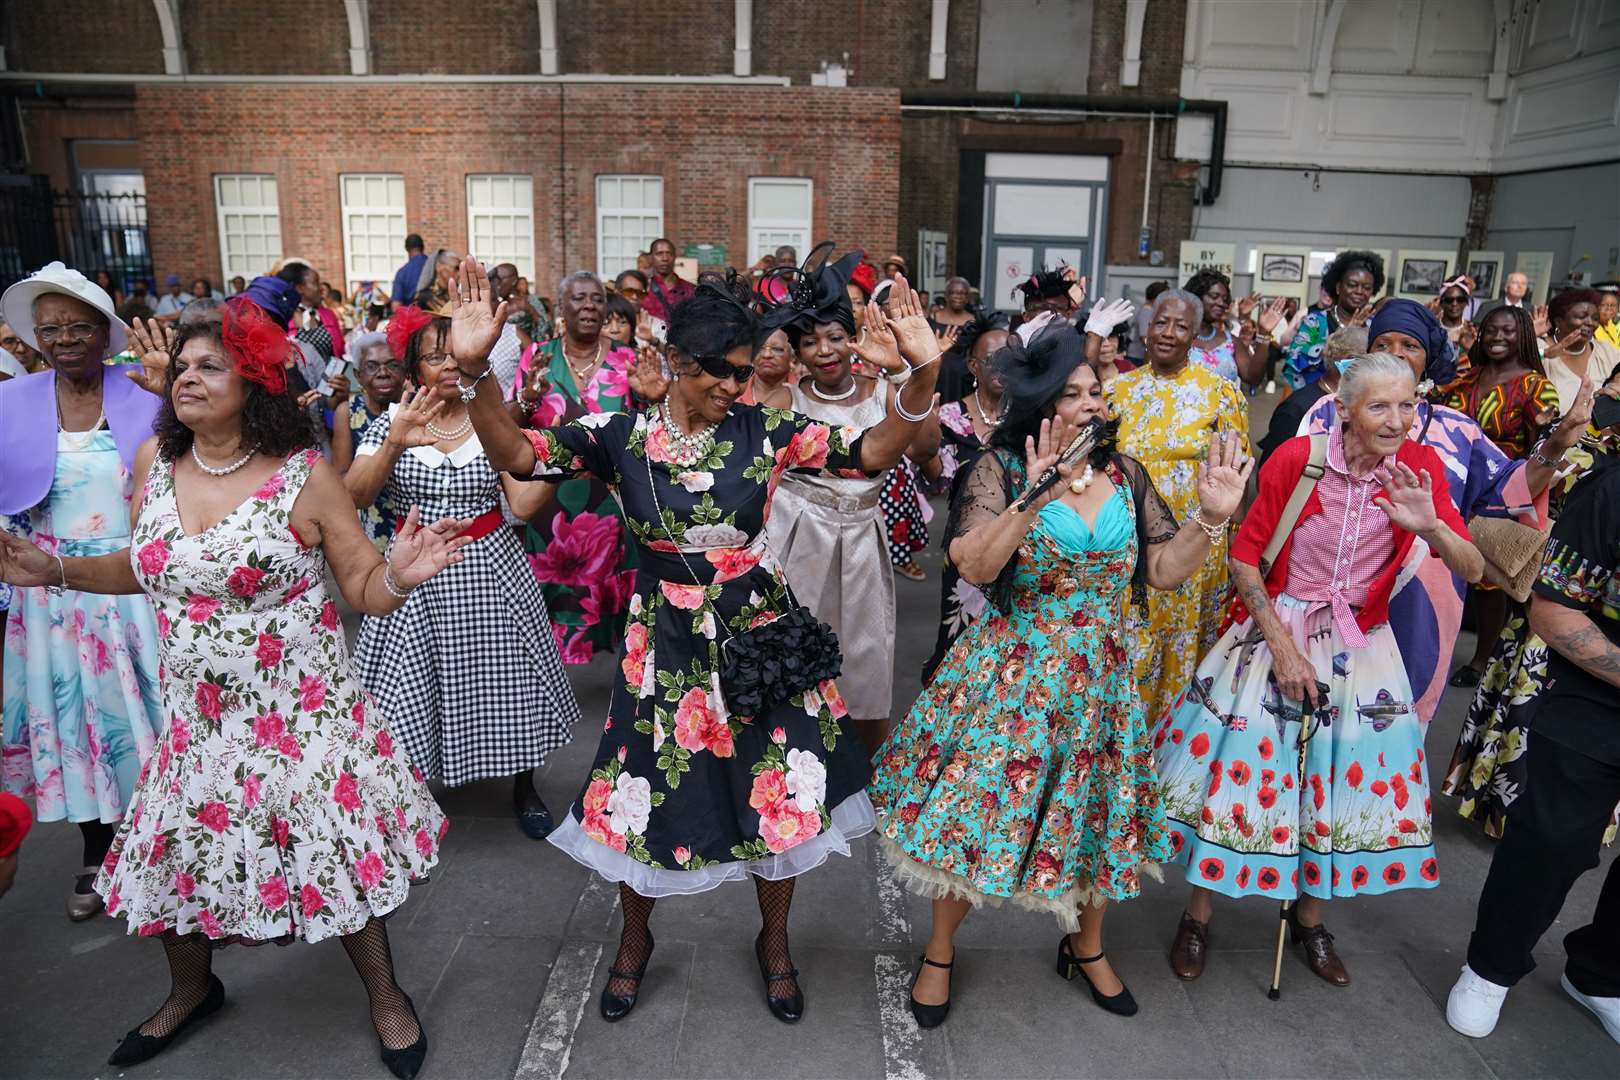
[36,322,102,343]
[690,352,754,382]
[359,360,407,375]
[418,351,454,367]
[619,288,646,301]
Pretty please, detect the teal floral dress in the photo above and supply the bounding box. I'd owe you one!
[868,451,1177,929]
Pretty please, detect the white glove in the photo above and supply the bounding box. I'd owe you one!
[1084,298,1135,337]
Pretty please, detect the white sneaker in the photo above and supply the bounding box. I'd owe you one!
[1561,974,1620,1045]
[1264,379,1277,395]
[1447,964,1510,1038]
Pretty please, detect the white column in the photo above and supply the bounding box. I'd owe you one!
[538,0,559,75]
[343,0,371,76]
[1309,0,1345,96]
[152,0,183,76]
[734,0,753,77]
[928,0,948,81]
[1487,0,1511,101]
[1122,0,1147,88]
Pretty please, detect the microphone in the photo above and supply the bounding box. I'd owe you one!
[1013,416,1105,513]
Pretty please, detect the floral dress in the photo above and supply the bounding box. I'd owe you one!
[520,405,876,895]
[96,450,444,944]
[1110,362,1249,729]
[512,339,639,663]
[1281,308,1341,389]
[347,395,400,551]
[1189,329,1241,385]
[870,452,1177,930]
[2,431,163,824]
[923,399,991,681]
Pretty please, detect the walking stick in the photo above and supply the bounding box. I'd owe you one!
[1268,695,1318,1001]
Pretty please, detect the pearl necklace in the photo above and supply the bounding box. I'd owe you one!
[1067,463,1096,495]
[426,413,473,441]
[973,387,1002,430]
[657,399,718,466]
[810,376,857,402]
[56,386,106,450]
[564,339,605,384]
[191,442,258,476]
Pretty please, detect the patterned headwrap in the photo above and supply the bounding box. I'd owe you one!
[221,297,291,394]
[386,304,439,362]
[1369,298,1457,386]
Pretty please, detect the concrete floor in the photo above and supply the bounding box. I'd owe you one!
[3,398,1617,1078]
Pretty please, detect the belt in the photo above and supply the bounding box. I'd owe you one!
[395,506,503,542]
[794,485,881,514]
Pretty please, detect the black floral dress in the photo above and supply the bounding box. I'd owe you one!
[517,405,877,894]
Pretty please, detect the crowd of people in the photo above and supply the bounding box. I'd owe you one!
[1,237,1618,1076]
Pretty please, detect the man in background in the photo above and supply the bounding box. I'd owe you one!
[392,232,428,307]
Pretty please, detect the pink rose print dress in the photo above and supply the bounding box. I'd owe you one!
[3,430,163,824]
[519,405,876,895]
[96,450,445,943]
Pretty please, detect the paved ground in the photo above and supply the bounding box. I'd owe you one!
[4,396,1618,1078]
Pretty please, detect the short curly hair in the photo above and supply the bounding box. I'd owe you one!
[1182,268,1232,300]
[153,320,319,461]
[1322,250,1386,300]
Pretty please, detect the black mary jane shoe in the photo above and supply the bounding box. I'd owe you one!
[108,975,226,1066]
[754,931,805,1024]
[599,933,655,1022]
[1056,936,1138,1017]
[377,993,429,1080]
[1448,664,1482,689]
[908,953,955,1029]
[514,793,556,841]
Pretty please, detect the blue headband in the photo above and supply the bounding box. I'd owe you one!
[1368,298,1456,384]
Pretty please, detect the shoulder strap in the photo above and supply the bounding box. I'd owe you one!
[1258,434,1327,576]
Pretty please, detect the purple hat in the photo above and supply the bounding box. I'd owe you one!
[241,274,299,326]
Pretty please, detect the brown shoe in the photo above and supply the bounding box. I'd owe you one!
[1169,912,1209,980]
[1287,908,1350,986]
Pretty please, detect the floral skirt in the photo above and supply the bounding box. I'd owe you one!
[1152,595,1439,900]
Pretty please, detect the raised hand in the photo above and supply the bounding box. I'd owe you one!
[1236,293,1260,321]
[635,308,662,346]
[385,386,447,449]
[1373,462,1440,535]
[0,530,59,588]
[934,322,961,355]
[1543,327,1586,361]
[1084,297,1135,337]
[1548,376,1594,449]
[1532,304,1551,339]
[447,257,509,366]
[1457,321,1478,351]
[1061,266,1087,310]
[124,317,174,396]
[1347,303,1375,327]
[627,345,670,404]
[1020,415,1077,512]
[1196,429,1254,523]
[853,292,903,373]
[1426,298,1443,318]
[1257,297,1288,336]
[884,274,937,366]
[388,506,474,589]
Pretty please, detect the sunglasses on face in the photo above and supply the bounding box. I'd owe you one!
[619,288,646,301]
[689,352,754,382]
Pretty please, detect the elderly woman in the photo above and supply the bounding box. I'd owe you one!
[1299,299,1592,727]
[871,324,1252,1025]
[738,327,794,408]
[1109,289,1249,728]
[452,258,941,1024]
[0,262,165,923]
[1282,250,1383,387]
[765,249,940,752]
[1157,352,1485,987]
[332,330,411,550]
[345,305,578,840]
[0,298,463,1076]
[1543,288,1620,410]
[508,271,639,663]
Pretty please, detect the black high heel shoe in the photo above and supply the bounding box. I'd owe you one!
[377,993,428,1080]
[908,953,955,1029]
[599,933,654,1022]
[108,975,226,1065]
[1056,935,1138,1017]
[754,931,805,1023]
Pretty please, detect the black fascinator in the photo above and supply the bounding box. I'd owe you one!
[989,320,1117,465]
[759,240,865,337]
[1015,267,1072,306]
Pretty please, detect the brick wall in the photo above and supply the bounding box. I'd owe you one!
[370,0,540,74]
[136,83,898,297]
[19,95,140,191]
[556,0,733,76]
[1088,0,1188,97]
[182,0,349,75]
[753,0,980,91]
[6,0,164,73]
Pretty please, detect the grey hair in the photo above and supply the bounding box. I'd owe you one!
[177,297,224,327]
[1151,287,1203,328]
[347,330,389,362]
[558,270,601,297]
[1321,326,1369,365]
[434,249,460,267]
[1337,351,1416,405]
[945,276,971,291]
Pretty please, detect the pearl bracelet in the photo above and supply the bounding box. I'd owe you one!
[1191,507,1229,541]
[382,562,412,600]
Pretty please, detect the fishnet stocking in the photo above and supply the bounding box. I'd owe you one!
[753,876,799,1000]
[340,916,421,1051]
[137,932,213,1037]
[607,886,655,997]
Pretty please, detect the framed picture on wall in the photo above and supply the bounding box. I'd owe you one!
[1259,252,1305,283]
[1466,251,1504,300]
[1396,249,1457,299]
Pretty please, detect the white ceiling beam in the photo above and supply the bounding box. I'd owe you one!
[1122,0,1148,87]
[1309,0,1346,95]
[343,0,371,76]
[929,0,949,80]
[153,0,183,75]
[735,0,752,77]
[1487,0,1512,100]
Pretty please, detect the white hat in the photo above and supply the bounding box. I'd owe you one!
[0,261,128,355]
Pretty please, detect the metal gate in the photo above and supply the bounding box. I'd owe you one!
[0,179,151,293]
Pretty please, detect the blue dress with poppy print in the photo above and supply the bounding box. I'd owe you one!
[869,455,1172,931]
[516,405,879,896]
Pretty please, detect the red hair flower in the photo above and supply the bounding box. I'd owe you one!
[222,297,290,395]
[387,305,437,362]
[849,261,878,299]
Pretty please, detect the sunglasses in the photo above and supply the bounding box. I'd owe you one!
[619,288,646,301]
[689,352,754,382]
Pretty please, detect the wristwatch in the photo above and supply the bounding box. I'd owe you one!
[457,365,492,402]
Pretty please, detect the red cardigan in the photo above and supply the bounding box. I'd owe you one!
[1227,434,1470,633]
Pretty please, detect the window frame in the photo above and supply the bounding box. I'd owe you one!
[594,174,665,282]
[746,177,814,268]
[466,174,536,279]
[213,173,283,286]
[338,173,407,295]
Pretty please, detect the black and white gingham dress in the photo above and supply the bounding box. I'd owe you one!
[353,412,580,786]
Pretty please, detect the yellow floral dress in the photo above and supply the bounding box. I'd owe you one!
[1109,362,1249,727]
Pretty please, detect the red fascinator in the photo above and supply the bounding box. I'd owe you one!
[387,305,438,361]
[221,297,291,395]
[849,261,878,300]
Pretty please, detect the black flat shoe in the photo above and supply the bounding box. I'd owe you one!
[1056,936,1138,1017]
[108,975,226,1065]
[908,952,954,1029]
[1449,665,1482,689]
[754,931,805,1023]
[599,933,654,1022]
[516,804,555,840]
[377,993,428,1080]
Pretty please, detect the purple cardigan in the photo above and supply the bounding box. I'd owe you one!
[0,366,163,515]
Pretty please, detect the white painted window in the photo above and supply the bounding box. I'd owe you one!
[466,175,535,279]
[596,175,663,281]
[339,173,406,293]
[747,178,813,267]
[213,174,282,284]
